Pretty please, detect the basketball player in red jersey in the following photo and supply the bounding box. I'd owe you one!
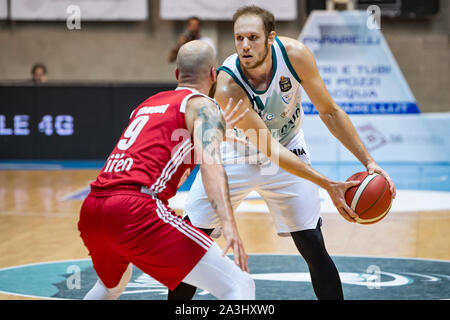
[78,40,255,300]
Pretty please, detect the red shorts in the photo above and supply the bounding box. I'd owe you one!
[78,186,213,290]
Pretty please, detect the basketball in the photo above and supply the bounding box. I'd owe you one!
[345,172,393,224]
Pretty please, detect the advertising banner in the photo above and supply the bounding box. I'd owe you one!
[299,11,419,114]
[302,114,450,163]
[0,84,175,159]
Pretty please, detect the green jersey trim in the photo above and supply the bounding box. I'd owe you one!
[253,96,265,111]
[274,37,302,84]
[235,45,278,95]
[217,66,254,106]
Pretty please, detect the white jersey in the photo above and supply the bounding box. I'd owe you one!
[184,38,321,237]
[218,36,304,146]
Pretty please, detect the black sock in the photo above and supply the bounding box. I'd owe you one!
[290,219,344,300]
[168,281,198,300]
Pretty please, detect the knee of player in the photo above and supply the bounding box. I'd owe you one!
[293,230,324,251]
[306,233,324,250]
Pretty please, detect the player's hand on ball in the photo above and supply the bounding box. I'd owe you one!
[221,221,249,272]
[366,161,396,199]
[326,180,361,223]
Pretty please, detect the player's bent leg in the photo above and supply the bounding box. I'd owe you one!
[83,263,133,300]
[290,220,344,300]
[181,242,255,300]
[168,220,214,300]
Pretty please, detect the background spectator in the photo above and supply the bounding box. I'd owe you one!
[168,17,216,63]
[31,63,47,84]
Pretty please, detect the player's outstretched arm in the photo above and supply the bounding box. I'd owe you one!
[184,96,249,272]
[280,36,396,198]
[215,72,360,223]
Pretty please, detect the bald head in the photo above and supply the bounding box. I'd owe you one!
[176,40,216,83]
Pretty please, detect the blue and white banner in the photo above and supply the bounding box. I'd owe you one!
[299,10,420,114]
[303,113,450,163]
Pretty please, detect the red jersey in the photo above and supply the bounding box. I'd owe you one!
[91,88,206,201]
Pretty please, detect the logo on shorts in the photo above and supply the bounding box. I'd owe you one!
[291,148,306,157]
[0,256,449,300]
[279,76,292,92]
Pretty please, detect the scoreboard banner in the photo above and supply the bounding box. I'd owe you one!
[299,10,420,114]
[0,84,175,159]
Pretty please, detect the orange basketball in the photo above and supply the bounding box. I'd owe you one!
[344,171,393,224]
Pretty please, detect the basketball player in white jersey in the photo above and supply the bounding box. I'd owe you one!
[171,6,396,300]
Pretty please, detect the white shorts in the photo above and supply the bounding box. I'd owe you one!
[183,130,321,238]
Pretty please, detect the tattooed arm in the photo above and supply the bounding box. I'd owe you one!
[185,96,249,272]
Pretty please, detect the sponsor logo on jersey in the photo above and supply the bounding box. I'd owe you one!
[280,106,302,135]
[279,76,292,92]
[282,92,293,104]
[104,153,133,173]
[136,104,170,117]
[1,255,448,300]
[265,113,275,121]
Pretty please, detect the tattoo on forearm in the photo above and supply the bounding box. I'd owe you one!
[196,105,226,160]
[208,170,232,213]
[210,199,218,211]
